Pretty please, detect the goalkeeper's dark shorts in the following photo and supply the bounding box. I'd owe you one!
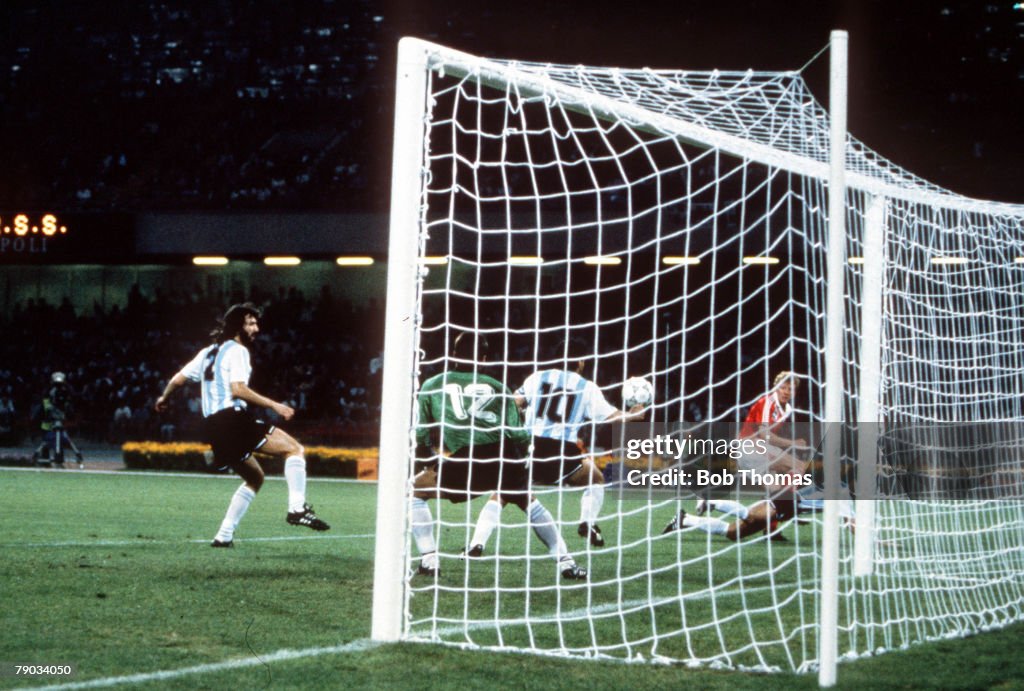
[424,441,529,504]
[528,436,587,485]
[203,408,273,470]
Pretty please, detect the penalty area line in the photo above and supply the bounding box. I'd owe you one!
[4,534,374,549]
[0,465,374,484]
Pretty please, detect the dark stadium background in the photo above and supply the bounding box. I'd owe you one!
[0,0,1019,450]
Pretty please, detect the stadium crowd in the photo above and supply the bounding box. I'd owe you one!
[0,1,1020,212]
[0,285,383,447]
[0,0,390,212]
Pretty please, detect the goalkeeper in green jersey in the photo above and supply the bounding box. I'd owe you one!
[410,332,586,580]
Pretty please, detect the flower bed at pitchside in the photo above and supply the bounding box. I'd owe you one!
[121,441,379,479]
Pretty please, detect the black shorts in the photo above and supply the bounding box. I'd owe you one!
[427,441,529,503]
[529,436,586,485]
[202,408,274,469]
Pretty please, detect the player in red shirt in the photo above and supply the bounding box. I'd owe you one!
[664,372,811,541]
[737,371,809,476]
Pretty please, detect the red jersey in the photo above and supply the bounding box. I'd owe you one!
[740,391,791,439]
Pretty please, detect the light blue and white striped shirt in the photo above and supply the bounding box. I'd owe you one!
[517,369,617,443]
[179,340,252,418]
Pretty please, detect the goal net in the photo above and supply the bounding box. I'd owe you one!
[373,37,1024,678]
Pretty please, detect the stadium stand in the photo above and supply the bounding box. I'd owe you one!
[0,284,382,446]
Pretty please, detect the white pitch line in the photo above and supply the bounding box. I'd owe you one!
[37,638,382,691]
[3,534,374,549]
[0,465,376,484]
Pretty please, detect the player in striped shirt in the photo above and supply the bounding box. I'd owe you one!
[465,339,646,556]
[155,302,329,547]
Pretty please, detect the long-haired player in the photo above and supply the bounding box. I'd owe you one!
[155,302,329,547]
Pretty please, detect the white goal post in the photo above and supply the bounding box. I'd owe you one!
[374,34,1024,684]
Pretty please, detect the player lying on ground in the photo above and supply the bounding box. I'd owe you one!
[412,333,586,580]
[464,338,647,556]
[155,302,329,547]
[663,493,855,540]
[662,497,782,541]
[707,369,818,541]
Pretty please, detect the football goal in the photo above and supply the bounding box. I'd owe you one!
[373,34,1024,686]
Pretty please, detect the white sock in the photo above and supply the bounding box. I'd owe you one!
[284,455,307,513]
[470,498,502,548]
[709,499,749,520]
[683,514,729,536]
[579,484,605,525]
[527,499,570,562]
[410,497,437,556]
[214,484,256,542]
[420,550,439,570]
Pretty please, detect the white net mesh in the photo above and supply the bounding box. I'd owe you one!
[391,41,1024,673]
[845,200,1024,661]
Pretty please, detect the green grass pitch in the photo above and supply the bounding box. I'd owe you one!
[2,468,1023,689]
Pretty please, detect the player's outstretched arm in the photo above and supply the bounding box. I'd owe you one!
[604,404,647,423]
[155,372,189,412]
[229,381,295,421]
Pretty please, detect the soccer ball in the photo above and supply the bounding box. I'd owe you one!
[621,376,655,409]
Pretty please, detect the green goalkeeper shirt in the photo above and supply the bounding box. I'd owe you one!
[416,370,530,455]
